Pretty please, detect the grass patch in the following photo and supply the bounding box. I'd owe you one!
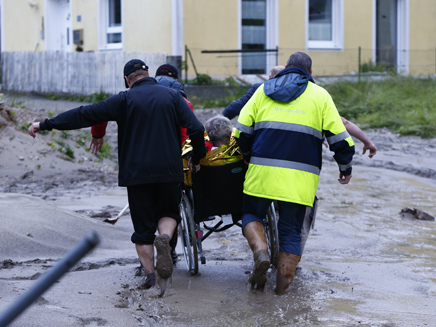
[95,143,113,160]
[54,139,75,161]
[46,91,111,103]
[191,87,250,109]
[325,76,436,138]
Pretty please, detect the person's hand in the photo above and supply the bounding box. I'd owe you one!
[188,159,201,173]
[323,140,329,148]
[89,137,104,154]
[338,173,352,184]
[362,142,377,158]
[28,122,41,138]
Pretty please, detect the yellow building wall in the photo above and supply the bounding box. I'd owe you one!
[72,0,98,52]
[184,0,239,77]
[316,0,373,76]
[280,0,373,76]
[278,0,306,65]
[4,0,436,77]
[123,0,172,53]
[409,0,436,76]
[3,0,45,51]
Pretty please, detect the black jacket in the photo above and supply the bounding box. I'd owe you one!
[40,77,206,186]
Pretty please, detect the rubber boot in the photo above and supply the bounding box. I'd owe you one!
[275,252,300,295]
[244,221,270,290]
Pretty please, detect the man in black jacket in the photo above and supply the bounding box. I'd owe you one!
[28,59,206,292]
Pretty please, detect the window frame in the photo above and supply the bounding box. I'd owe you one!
[306,0,344,50]
[238,0,279,75]
[99,0,123,51]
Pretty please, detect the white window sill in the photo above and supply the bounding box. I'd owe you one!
[98,45,124,51]
[307,47,343,51]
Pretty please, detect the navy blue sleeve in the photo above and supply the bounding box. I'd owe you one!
[40,94,124,131]
[222,83,261,120]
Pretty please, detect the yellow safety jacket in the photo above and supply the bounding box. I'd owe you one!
[235,80,354,207]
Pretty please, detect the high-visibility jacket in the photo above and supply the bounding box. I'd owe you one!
[235,68,354,206]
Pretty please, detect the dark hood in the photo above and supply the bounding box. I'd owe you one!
[155,75,187,98]
[263,67,315,102]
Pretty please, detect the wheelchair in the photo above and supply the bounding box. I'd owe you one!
[178,159,279,275]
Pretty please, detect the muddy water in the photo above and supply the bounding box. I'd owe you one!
[299,162,436,326]
[103,160,436,326]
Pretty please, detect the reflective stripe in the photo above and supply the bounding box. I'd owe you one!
[326,131,351,145]
[338,162,352,171]
[251,156,320,175]
[236,122,254,135]
[254,121,323,139]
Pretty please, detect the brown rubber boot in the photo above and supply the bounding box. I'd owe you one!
[275,252,300,295]
[244,221,270,290]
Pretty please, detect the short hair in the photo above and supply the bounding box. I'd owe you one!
[127,63,149,80]
[285,52,312,74]
[205,115,233,146]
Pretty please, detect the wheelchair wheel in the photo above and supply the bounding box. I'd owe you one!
[265,203,279,269]
[179,192,199,275]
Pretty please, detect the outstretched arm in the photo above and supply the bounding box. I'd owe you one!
[341,117,377,158]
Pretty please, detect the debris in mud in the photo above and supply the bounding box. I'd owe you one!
[400,208,435,221]
[90,210,112,218]
[89,205,119,219]
[1,259,16,269]
[21,171,34,180]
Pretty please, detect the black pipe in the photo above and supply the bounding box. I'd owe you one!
[0,231,101,327]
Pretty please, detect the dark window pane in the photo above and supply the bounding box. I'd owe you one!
[241,0,266,73]
[242,19,265,26]
[107,33,122,44]
[242,44,265,50]
[109,0,121,27]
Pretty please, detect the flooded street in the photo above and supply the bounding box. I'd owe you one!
[115,160,435,327]
[1,96,435,326]
[299,162,436,326]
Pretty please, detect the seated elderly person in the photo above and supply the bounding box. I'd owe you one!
[204,115,233,151]
[182,115,246,223]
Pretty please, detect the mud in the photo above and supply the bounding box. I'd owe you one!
[0,93,435,326]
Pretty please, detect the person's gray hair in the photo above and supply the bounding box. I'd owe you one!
[285,52,312,74]
[269,65,285,78]
[205,115,233,146]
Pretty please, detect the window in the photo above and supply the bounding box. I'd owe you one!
[241,0,266,74]
[100,0,122,50]
[307,0,343,49]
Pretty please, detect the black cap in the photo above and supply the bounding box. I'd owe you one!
[124,59,148,88]
[155,64,178,80]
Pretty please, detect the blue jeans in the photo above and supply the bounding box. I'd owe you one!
[242,194,306,256]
